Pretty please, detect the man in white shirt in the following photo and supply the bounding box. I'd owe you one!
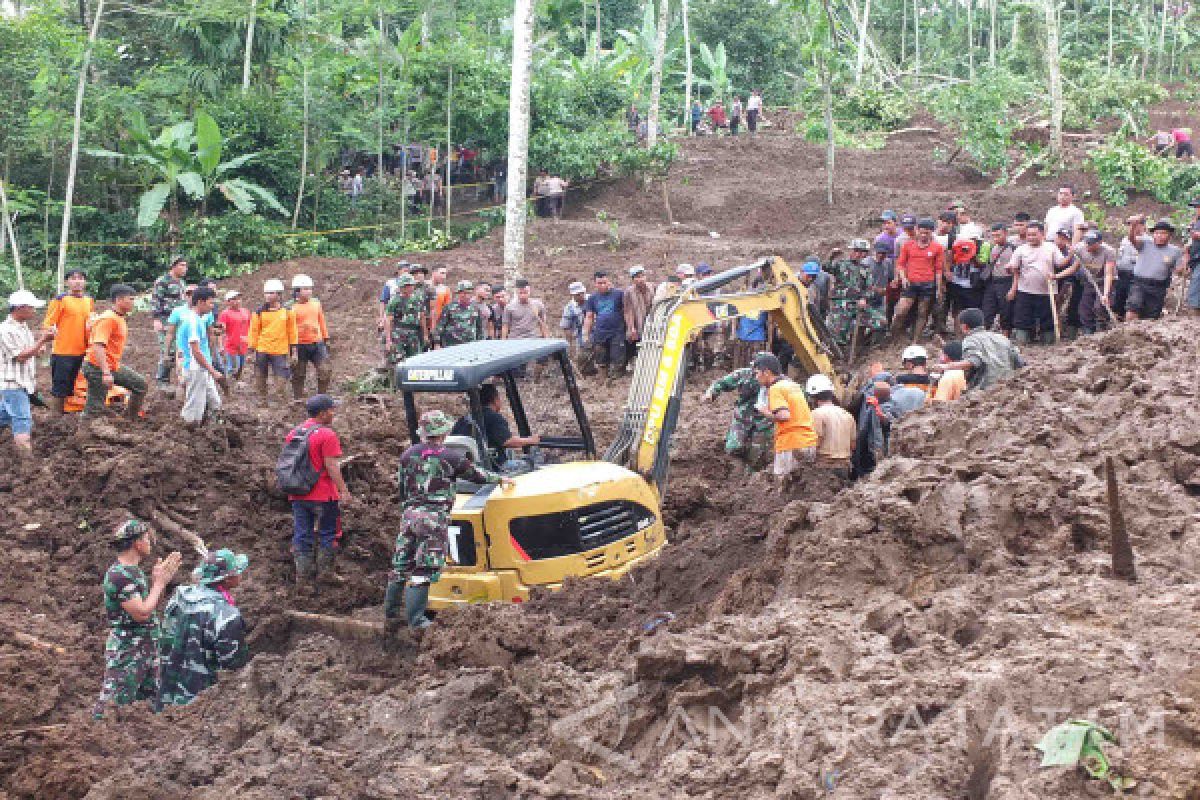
[1007,221,1072,344]
[1044,185,1085,246]
[0,290,55,456]
[952,201,984,242]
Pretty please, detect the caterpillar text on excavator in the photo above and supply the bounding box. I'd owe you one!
[392,256,844,610]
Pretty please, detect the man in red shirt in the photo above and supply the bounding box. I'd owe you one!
[217,290,251,380]
[889,218,945,344]
[286,394,353,594]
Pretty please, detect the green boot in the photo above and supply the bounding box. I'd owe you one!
[316,547,345,586]
[404,583,433,630]
[294,552,317,597]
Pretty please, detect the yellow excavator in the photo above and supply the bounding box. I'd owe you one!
[392,256,844,609]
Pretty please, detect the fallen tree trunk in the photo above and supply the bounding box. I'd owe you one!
[284,610,384,640]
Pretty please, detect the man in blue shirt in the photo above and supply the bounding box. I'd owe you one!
[178,287,224,426]
[581,271,626,382]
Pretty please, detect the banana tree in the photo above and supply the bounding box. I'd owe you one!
[88,109,285,230]
[694,41,731,102]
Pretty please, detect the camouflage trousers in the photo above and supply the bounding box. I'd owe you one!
[155,329,177,384]
[93,632,160,718]
[826,305,888,347]
[389,328,424,364]
[726,415,774,467]
[391,507,450,585]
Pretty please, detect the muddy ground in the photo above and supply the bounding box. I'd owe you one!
[2,109,1200,799]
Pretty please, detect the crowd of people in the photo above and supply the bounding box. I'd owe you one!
[4,180,1200,721]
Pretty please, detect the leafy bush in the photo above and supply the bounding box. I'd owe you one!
[800,118,886,150]
[530,123,677,181]
[1087,134,1173,205]
[834,86,911,132]
[1062,62,1167,132]
[929,67,1038,180]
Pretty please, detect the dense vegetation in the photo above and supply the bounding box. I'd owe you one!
[0,0,1196,293]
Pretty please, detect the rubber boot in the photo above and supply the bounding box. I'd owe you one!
[47,395,64,415]
[911,298,932,344]
[316,363,332,394]
[294,552,317,597]
[291,358,307,401]
[125,392,145,421]
[404,583,433,629]
[255,367,269,406]
[1062,325,1078,341]
[315,547,345,587]
[276,377,294,407]
[1039,329,1057,345]
[383,580,404,636]
[1013,329,1031,344]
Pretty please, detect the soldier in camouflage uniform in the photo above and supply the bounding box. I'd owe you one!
[433,280,485,348]
[826,239,888,348]
[383,274,429,364]
[703,354,775,469]
[93,520,182,719]
[410,265,432,348]
[384,410,512,632]
[151,256,189,387]
[158,548,250,708]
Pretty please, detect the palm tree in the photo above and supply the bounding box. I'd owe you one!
[694,41,730,102]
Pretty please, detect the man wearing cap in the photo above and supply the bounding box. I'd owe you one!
[151,256,189,390]
[248,279,298,405]
[501,279,549,341]
[1186,221,1200,316]
[158,548,250,708]
[938,309,1024,391]
[94,520,182,719]
[83,284,149,419]
[290,274,332,399]
[623,265,656,365]
[980,223,1017,334]
[893,213,917,258]
[378,261,411,362]
[41,269,93,414]
[1112,215,1145,318]
[654,264,691,304]
[582,271,627,382]
[1058,230,1117,334]
[383,273,428,366]
[560,281,589,360]
[434,280,485,348]
[875,211,900,257]
[1126,219,1184,321]
[1007,221,1070,343]
[217,290,250,380]
[385,410,513,632]
[0,290,55,455]
[800,259,833,319]
[890,218,944,343]
[704,354,775,470]
[753,353,818,490]
[827,240,886,348]
[286,394,352,593]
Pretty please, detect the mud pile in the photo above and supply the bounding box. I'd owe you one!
[4,317,1196,799]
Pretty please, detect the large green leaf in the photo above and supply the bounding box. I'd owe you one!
[137,182,172,228]
[177,172,206,200]
[239,181,288,216]
[215,152,258,176]
[195,111,222,176]
[216,180,257,214]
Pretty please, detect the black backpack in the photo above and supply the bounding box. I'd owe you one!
[276,423,324,495]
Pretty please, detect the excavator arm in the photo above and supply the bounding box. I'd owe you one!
[604,256,843,495]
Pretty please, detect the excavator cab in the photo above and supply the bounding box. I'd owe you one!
[395,340,666,608]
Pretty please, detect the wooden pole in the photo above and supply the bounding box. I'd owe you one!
[0,180,23,290]
[445,65,452,234]
[1105,456,1137,581]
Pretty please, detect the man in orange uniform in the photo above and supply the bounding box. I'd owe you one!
[82,284,147,419]
[752,352,818,491]
[248,279,297,407]
[289,274,331,399]
[42,268,94,414]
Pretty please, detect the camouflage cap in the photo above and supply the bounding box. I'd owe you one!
[419,409,454,438]
[192,548,249,586]
[456,280,474,292]
[112,519,151,543]
[396,274,417,287]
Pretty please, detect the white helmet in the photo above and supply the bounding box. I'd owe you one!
[291,273,314,289]
[901,344,928,362]
[264,279,285,293]
[805,374,835,395]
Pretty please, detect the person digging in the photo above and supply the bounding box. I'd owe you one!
[383,410,512,634]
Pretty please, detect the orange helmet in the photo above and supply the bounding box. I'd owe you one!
[951,239,978,265]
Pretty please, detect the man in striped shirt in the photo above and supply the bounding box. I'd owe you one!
[0,290,56,456]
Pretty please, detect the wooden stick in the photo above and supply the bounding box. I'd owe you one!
[1,723,67,737]
[7,630,68,656]
[1106,456,1137,581]
[1046,271,1061,342]
[284,610,383,639]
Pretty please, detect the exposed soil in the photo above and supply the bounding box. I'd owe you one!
[3,111,1200,799]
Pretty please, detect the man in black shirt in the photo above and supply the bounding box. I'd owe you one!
[450,383,539,457]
